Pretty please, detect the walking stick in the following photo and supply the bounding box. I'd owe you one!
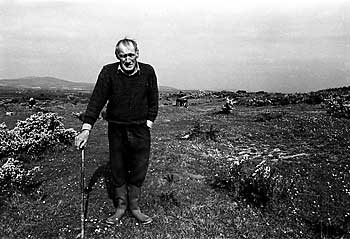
[80,149,85,239]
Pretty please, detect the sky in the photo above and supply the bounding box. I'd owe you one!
[0,0,349,93]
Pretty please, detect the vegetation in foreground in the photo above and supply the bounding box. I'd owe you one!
[0,88,349,239]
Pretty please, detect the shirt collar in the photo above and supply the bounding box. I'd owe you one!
[117,62,140,76]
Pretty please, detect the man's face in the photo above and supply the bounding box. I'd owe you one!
[117,43,139,73]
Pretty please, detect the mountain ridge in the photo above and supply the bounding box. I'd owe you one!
[0,76,178,91]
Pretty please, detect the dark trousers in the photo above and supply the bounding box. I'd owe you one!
[108,123,150,188]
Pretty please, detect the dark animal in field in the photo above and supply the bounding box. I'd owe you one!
[176,97,188,107]
[29,97,36,108]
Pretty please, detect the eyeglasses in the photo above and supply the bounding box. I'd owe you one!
[118,53,137,59]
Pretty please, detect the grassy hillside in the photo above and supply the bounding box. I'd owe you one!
[0,90,349,238]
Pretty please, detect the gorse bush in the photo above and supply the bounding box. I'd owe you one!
[212,156,278,207]
[211,154,350,237]
[0,112,76,157]
[0,112,77,200]
[0,123,23,158]
[0,157,40,197]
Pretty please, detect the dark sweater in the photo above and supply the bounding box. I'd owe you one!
[83,62,159,126]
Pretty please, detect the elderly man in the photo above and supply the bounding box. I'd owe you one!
[75,38,159,225]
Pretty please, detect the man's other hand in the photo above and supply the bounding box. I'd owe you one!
[146,120,153,129]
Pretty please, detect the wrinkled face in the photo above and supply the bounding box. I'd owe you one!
[116,43,139,73]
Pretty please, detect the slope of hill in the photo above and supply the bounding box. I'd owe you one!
[0,76,177,92]
[0,77,94,91]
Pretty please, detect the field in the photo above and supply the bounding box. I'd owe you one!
[0,88,349,239]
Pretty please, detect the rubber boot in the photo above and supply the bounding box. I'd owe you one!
[128,185,152,225]
[106,184,128,225]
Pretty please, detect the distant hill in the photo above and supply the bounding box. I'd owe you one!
[0,76,177,92]
[159,85,178,92]
[0,77,94,91]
